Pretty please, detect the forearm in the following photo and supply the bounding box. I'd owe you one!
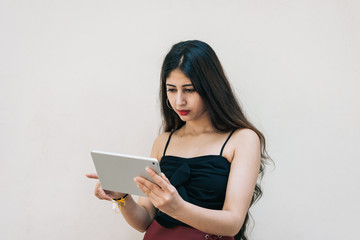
[170,201,244,236]
[135,168,245,236]
[120,195,154,232]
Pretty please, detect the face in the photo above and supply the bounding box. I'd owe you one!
[166,69,207,122]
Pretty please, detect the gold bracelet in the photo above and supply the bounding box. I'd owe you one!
[112,194,128,213]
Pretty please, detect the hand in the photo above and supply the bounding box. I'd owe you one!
[86,173,126,201]
[135,168,183,216]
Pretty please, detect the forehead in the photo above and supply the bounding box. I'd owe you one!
[166,69,192,85]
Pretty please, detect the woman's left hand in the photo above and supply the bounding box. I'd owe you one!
[135,168,183,216]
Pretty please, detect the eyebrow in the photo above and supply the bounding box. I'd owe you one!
[166,84,193,87]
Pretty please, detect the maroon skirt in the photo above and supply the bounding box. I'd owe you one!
[143,220,234,240]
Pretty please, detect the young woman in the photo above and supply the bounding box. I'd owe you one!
[87,40,270,240]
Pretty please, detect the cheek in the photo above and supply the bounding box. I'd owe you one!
[167,94,175,102]
[195,97,206,110]
[167,95,177,107]
[200,104,207,114]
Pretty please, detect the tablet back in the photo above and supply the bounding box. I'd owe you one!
[91,150,161,197]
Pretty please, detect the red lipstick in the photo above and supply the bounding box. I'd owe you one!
[178,110,190,116]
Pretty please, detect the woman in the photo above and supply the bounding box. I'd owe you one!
[87,40,270,240]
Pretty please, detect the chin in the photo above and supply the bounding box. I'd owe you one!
[179,115,190,121]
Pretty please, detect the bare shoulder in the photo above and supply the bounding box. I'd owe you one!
[153,131,171,147]
[225,128,261,164]
[232,128,260,146]
[150,132,172,161]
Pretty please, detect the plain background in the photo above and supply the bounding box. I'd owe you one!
[1,0,359,239]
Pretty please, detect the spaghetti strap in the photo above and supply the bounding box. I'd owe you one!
[163,131,175,156]
[220,129,236,156]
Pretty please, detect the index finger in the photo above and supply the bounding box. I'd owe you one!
[161,173,170,184]
[146,167,169,189]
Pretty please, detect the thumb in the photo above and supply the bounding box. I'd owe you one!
[85,173,99,179]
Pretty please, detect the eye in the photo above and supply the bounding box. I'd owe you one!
[184,88,196,93]
[167,88,176,92]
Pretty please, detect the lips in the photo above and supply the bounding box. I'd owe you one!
[177,110,190,116]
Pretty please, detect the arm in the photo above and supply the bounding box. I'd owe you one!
[118,133,165,231]
[86,133,170,232]
[135,129,261,236]
[85,174,156,232]
[118,195,156,232]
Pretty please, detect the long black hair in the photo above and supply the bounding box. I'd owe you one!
[160,40,270,240]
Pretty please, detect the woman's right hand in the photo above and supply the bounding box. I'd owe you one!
[86,173,126,201]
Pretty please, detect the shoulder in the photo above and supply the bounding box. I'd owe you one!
[232,128,260,147]
[150,132,172,161]
[225,128,261,163]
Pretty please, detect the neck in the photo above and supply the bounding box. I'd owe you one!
[182,114,215,136]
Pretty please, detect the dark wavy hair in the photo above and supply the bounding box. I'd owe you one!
[159,40,270,240]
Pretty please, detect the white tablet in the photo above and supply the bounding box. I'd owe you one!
[90,150,161,197]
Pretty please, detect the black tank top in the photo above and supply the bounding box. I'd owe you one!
[155,130,236,228]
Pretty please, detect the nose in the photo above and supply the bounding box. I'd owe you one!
[176,92,186,106]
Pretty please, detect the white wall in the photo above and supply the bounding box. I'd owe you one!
[1,0,359,239]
